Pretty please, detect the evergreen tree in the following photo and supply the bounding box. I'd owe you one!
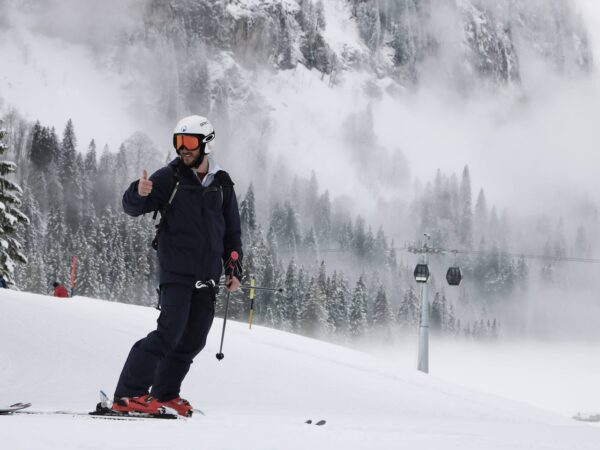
[76,213,102,297]
[59,119,77,181]
[446,303,457,334]
[30,122,57,170]
[330,271,350,336]
[240,183,257,237]
[283,201,301,253]
[304,170,319,222]
[299,276,328,338]
[459,165,473,248]
[372,284,393,334]
[430,292,447,334]
[397,286,420,331]
[353,216,367,257]
[95,145,118,212]
[258,258,279,327]
[0,121,29,285]
[294,266,308,332]
[314,190,331,245]
[348,276,368,339]
[44,207,69,286]
[283,259,300,331]
[82,140,98,216]
[60,119,80,229]
[302,227,318,263]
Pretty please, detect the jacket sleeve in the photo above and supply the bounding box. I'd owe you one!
[222,185,243,279]
[122,167,172,217]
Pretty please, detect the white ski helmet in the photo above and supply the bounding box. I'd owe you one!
[172,115,216,154]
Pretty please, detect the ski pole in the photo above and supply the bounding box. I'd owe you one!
[216,290,230,361]
[216,251,239,361]
[248,278,255,329]
[218,282,284,293]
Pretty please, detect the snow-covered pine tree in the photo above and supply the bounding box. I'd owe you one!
[430,291,445,334]
[314,190,331,245]
[258,257,280,327]
[0,120,29,285]
[95,145,118,213]
[282,258,300,331]
[397,285,420,332]
[349,276,368,339]
[59,119,79,229]
[372,284,393,338]
[76,213,102,297]
[283,201,301,253]
[293,266,308,332]
[459,165,473,248]
[302,227,318,263]
[299,276,328,338]
[240,183,257,238]
[324,270,337,333]
[474,188,488,242]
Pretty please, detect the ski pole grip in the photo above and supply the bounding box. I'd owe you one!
[225,251,241,279]
[226,251,239,269]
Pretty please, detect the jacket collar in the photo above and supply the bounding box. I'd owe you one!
[169,154,223,187]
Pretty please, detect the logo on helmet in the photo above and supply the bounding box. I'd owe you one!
[181,126,187,132]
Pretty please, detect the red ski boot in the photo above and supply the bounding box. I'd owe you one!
[111,394,163,415]
[160,396,194,417]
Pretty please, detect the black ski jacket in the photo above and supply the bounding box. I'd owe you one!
[122,157,243,289]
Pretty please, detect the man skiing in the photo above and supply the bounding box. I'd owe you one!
[111,115,243,417]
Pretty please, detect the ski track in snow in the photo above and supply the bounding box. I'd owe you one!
[1,290,599,450]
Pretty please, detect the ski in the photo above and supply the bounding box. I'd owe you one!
[0,402,32,415]
[14,409,180,421]
[91,403,178,420]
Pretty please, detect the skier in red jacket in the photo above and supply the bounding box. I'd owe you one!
[53,282,69,298]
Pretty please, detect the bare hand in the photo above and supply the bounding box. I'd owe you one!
[226,275,241,292]
[138,169,153,197]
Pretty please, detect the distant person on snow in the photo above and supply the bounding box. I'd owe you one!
[0,275,6,288]
[52,282,69,298]
[111,115,243,417]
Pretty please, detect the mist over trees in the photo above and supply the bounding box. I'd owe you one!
[0,113,516,345]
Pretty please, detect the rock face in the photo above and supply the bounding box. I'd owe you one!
[108,0,592,127]
[459,1,521,86]
[136,0,591,83]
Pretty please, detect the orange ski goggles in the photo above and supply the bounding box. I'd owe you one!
[174,134,201,151]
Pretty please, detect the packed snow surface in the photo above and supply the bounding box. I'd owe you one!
[0,290,598,449]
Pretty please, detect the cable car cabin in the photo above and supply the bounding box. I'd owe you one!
[446,267,462,286]
[414,264,430,283]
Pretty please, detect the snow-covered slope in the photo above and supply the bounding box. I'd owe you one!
[0,289,598,449]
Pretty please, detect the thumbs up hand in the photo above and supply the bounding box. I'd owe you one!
[138,169,153,197]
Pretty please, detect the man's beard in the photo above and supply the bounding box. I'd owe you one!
[180,147,205,168]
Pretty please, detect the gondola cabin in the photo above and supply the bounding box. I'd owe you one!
[414,264,430,283]
[446,266,462,286]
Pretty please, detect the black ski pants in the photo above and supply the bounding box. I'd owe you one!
[114,283,215,401]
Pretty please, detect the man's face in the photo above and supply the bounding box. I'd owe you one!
[180,147,201,167]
